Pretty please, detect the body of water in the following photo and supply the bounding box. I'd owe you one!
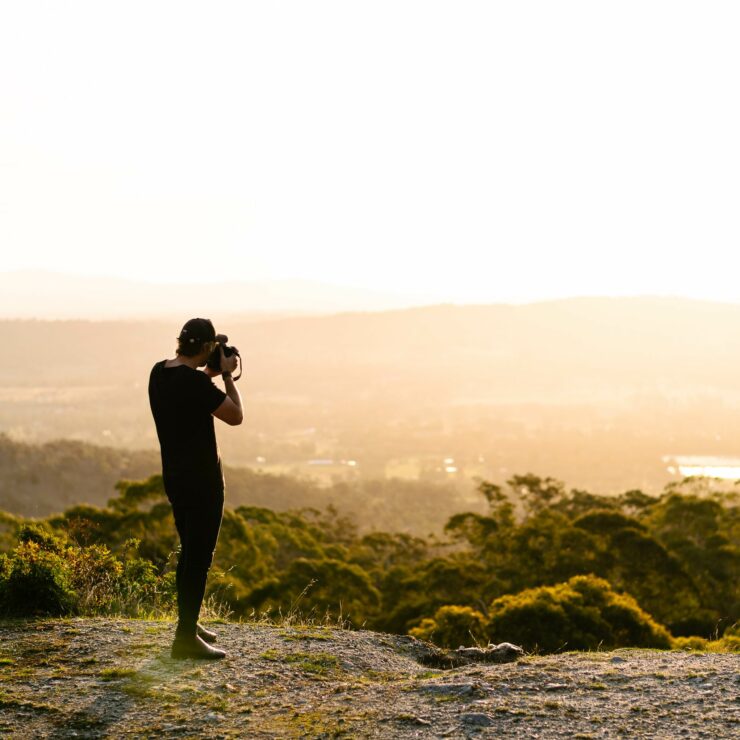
[667,455,740,480]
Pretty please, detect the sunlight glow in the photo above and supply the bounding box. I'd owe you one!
[2,2,740,304]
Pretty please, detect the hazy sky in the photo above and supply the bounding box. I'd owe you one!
[1,2,739,303]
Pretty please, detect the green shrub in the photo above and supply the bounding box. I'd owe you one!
[0,530,176,618]
[16,522,66,552]
[66,543,123,612]
[675,635,740,653]
[0,541,77,616]
[724,621,739,637]
[672,635,708,651]
[486,574,672,652]
[114,556,176,617]
[409,605,488,648]
[715,635,740,652]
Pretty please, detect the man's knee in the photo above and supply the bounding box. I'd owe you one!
[181,547,216,573]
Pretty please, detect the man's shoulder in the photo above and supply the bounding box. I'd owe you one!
[149,359,166,377]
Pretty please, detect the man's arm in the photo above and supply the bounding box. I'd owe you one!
[212,346,243,426]
[213,375,243,425]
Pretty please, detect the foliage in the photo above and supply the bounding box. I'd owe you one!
[0,434,474,537]
[0,522,175,618]
[486,575,673,652]
[0,540,76,616]
[409,605,488,648]
[672,635,740,653]
[0,472,737,654]
[443,476,738,638]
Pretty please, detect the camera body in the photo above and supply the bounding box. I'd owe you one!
[206,333,241,377]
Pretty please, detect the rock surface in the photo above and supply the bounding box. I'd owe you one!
[455,642,525,664]
[0,617,737,738]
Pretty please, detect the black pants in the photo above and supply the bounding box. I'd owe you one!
[169,489,224,637]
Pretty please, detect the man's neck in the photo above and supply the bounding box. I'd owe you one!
[168,354,203,370]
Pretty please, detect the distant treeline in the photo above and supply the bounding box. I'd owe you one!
[0,434,477,536]
[0,473,737,653]
[11,300,740,494]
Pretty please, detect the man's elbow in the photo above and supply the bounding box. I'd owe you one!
[213,409,243,426]
[213,397,243,426]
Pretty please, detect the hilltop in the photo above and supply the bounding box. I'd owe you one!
[0,618,736,738]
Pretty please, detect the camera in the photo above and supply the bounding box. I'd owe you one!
[207,334,242,380]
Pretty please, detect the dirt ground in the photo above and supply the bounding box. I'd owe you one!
[0,617,737,738]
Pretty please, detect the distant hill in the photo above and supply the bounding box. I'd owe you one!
[3,295,740,401]
[3,296,740,497]
[0,435,160,515]
[0,270,434,319]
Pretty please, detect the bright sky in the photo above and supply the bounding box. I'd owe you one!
[1,2,739,303]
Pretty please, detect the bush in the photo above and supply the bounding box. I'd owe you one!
[486,574,673,652]
[673,634,740,653]
[16,522,66,552]
[0,540,77,616]
[715,635,740,652]
[0,529,176,618]
[409,605,488,648]
[672,635,708,651]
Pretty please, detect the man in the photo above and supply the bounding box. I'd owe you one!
[148,318,243,659]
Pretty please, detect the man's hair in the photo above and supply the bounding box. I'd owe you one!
[176,338,217,358]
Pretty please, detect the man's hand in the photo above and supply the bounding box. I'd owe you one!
[213,344,243,425]
[220,345,238,374]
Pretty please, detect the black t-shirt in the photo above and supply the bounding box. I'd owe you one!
[148,360,228,496]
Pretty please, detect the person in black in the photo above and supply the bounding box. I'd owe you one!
[148,318,243,659]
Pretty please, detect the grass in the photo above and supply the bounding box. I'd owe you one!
[119,680,156,700]
[241,582,355,632]
[414,670,444,680]
[283,652,340,675]
[262,708,349,738]
[279,628,334,642]
[361,668,403,683]
[260,648,340,675]
[433,694,458,703]
[99,667,137,681]
[0,690,57,713]
[192,691,229,712]
[1,667,35,682]
[494,705,530,716]
[672,635,740,654]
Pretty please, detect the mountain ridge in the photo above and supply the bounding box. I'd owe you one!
[0,270,438,319]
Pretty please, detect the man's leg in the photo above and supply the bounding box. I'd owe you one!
[170,490,225,658]
[173,510,217,641]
